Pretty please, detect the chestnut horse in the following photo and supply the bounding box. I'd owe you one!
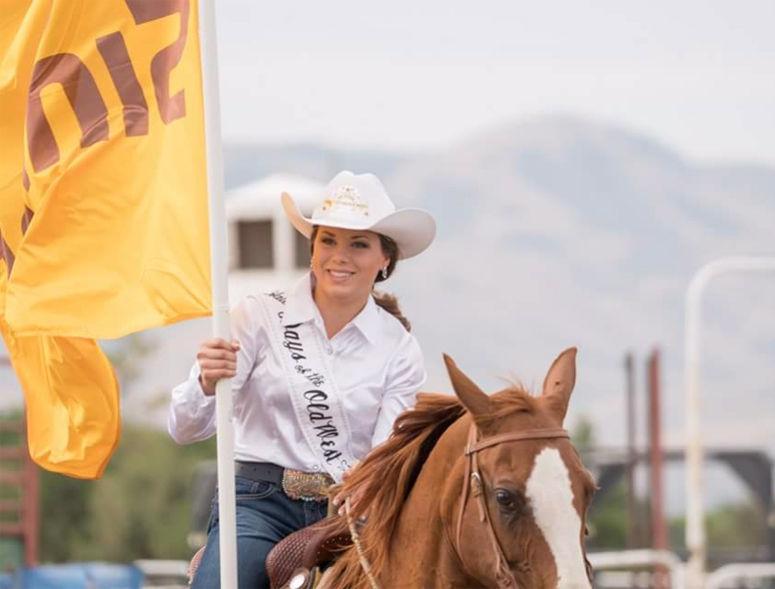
[316,348,595,589]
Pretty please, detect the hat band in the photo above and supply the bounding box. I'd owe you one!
[311,210,378,230]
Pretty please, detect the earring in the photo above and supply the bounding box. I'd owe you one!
[380,267,388,279]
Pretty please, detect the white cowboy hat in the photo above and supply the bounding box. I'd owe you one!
[281,170,436,259]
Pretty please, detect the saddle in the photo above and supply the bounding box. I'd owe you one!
[186,520,351,589]
[266,519,352,589]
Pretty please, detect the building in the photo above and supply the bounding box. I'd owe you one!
[224,173,324,302]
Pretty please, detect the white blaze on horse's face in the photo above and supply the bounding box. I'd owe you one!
[526,447,591,589]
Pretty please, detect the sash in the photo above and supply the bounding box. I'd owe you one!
[258,290,356,482]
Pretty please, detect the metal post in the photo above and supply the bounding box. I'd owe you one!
[648,349,668,588]
[625,352,638,549]
[648,349,667,552]
[684,256,775,589]
[21,412,38,566]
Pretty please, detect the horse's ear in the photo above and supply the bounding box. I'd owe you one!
[443,354,491,417]
[541,347,577,423]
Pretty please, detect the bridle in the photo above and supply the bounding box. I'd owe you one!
[346,422,578,589]
[454,424,570,589]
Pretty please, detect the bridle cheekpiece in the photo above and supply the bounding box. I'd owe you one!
[455,425,570,589]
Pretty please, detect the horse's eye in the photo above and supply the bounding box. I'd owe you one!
[495,488,518,511]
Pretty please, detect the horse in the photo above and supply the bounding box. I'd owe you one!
[310,348,596,589]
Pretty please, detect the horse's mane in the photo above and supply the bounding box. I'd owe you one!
[321,386,537,587]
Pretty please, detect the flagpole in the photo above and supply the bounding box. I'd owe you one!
[199,1,238,587]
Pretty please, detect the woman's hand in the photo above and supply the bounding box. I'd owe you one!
[196,338,240,396]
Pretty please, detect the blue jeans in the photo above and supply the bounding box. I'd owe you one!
[191,475,328,589]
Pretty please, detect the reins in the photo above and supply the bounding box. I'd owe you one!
[344,497,380,589]
[455,425,570,589]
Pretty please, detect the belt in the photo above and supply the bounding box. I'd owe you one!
[235,461,334,502]
[235,461,284,485]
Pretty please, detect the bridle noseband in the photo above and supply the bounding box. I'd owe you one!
[454,424,570,589]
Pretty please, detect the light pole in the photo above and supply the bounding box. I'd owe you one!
[684,256,775,588]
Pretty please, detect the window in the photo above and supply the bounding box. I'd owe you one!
[295,230,311,269]
[237,220,273,269]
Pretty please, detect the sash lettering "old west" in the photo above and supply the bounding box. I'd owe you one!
[260,291,355,482]
[282,322,342,462]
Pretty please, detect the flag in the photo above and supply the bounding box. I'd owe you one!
[0,0,211,478]
[0,323,120,479]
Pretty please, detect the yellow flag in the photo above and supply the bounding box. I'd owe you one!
[0,322,120,479]
[0,0,211,477]
[3,0,211,337]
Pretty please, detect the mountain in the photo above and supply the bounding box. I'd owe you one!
[3,116,773,500]
[382,115,775,452]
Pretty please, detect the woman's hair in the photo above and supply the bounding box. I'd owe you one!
[310,226,411,331]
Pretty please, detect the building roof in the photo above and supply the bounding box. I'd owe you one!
[225,173,324,220]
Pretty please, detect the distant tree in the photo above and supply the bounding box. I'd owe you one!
[39,426,215,562]
[38,472,95,562]
[571,414,596,457]
[669,501,766,553]
[586,480,632,549]
[0,410,26,570]
[0,409,23,445]
[571,415,629,548]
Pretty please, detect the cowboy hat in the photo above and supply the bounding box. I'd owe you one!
[281,171,435,259]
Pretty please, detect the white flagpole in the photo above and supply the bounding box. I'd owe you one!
[198,1,238,587]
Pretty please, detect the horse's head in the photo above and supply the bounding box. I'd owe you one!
[443,348,595,589]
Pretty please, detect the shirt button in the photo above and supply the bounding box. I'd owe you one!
[312,465,320,472]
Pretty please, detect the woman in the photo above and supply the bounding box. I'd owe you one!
[168,171,435,588]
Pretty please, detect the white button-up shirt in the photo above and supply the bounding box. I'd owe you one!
[168,274,427,472]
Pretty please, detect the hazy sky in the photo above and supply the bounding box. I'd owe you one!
[214,0,775,165]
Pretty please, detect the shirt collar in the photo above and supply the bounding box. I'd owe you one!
[282,273,317,326]
[281,272,381,345]
[350,294,381,345]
